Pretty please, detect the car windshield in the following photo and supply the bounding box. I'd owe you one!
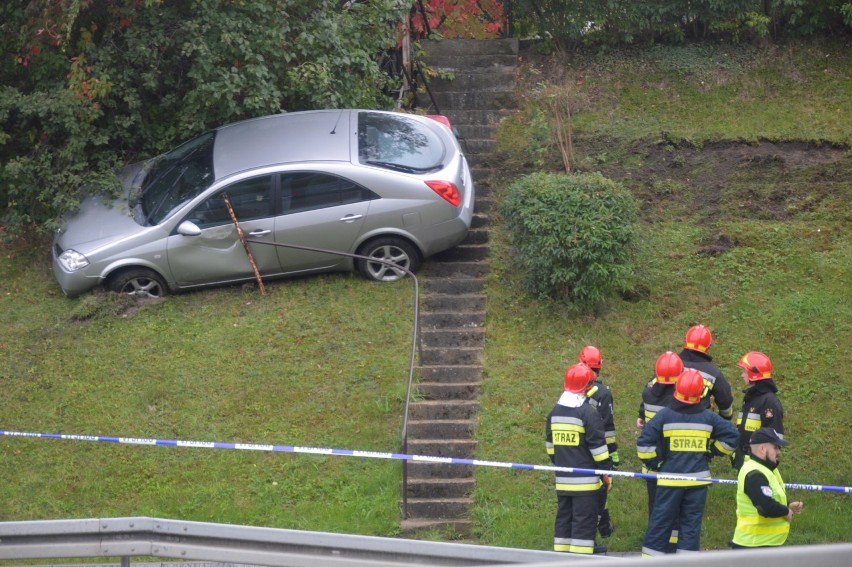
[358,112,444,173]
[134,131,216,225]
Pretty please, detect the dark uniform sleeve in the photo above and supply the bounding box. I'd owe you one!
[598,387,619,466]
[708,412,739,458]
[762,398,784,435]
[637,411,664,470]
[711,371,734,419]
[585,405,613,471]
[545,410,556,464]
[744,470,790,518]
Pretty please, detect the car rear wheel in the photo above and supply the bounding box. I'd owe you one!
[108,268,168,298]
[356,237,420,282]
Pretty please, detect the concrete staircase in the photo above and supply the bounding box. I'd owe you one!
[401,38,518,535]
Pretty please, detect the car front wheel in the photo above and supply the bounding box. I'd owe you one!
[108,268,168,298]
[356,237,421,282]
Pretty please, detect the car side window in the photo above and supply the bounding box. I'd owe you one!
[281,172,376,215]
[190,175,273,228]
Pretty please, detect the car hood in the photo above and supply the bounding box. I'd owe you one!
[55,161,152,253]
[56,193,146,255]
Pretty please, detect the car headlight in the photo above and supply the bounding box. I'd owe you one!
[58,249,90,272]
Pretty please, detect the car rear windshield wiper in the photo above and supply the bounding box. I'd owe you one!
[364,160,439,174]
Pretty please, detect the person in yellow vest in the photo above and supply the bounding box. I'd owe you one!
[731,427,804,548]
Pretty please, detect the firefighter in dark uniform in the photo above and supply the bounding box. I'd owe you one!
[732,352,784,470]
[578,345,618,540]
[731,427,803,548]
[637,351,682,550]
[637,368,739,555]
[546,363,612,555]
[679,324,734,420]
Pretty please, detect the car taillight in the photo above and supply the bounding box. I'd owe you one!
[425,180,461,207]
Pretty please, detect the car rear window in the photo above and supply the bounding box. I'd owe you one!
[358,112,445,173]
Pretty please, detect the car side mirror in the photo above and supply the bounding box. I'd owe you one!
[177,220,202,236]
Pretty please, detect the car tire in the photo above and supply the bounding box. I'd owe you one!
[356,237,421,282]
[107,268,168,298]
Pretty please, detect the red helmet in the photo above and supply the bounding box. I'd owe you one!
[578,346,603,370]
[737,352,773,381]
[564,363,596,393]
[655,351,683,384]
[674,369,706,404]
[684,324,713,353]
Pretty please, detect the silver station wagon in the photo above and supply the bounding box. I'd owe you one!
[52,110,475,297]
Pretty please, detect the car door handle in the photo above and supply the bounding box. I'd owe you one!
[248,229,271,237]
[339,214,363,223]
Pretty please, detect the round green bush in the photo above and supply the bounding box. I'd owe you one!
[501,171,638,308]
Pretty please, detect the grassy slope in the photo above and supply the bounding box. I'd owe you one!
[477,39,851,550]
[0,242,414,534]
[0,39,849,552]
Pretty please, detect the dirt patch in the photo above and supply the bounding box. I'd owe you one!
[582,137,850,223]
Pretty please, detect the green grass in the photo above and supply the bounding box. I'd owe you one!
[563,41,852,144]
[475,213,851,549]
[1,39,850,553]
[0,241,413,534]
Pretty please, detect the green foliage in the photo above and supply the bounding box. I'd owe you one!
[0,0,409,237]
[500,172,638,308]
[509,0,851,45]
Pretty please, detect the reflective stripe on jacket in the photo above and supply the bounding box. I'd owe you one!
[733,459,789,547]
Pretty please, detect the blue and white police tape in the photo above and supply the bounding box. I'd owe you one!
[2,429,849,494]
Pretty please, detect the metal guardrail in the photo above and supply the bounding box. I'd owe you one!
[0,516,577,566]
[0,517,850,566]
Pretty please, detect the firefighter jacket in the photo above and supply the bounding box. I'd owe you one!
[732,454,790,547]
[735,379,784,456]
[546,392,612,494]
[587,379,618,464]
[679,349,735,419]
[638,378,677,422]
[637,400,739,487]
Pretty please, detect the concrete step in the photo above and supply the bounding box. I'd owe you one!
[417,365,482,383]
[406,478,475,499]
[471,213,489,229]
[423,294,486,312]
[421,328,485,348]
[420,312,485,329]
[406,461,473,479]
[455,123,500,140]
[429,73,516,92]
[407,418,477,439]
[429,54,518,72]
[463,137,498,152]
[432,90,519,111]
[400,518,472,536]
[445,109,514,125]
[422,38,519,57]
[461,228,489,246]
[404,497,472,519]
[417,381,481,400]
[422,277,485,295]
[408,400,479,421]
[408,439,477,458]
[430,243,488,262]
[423,260,489,279]
[420,346,483,366]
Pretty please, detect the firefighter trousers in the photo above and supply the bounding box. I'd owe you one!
[554,491,598,554]
[642,485,708,555]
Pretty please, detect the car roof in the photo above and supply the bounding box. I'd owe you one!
[212,110,353,180]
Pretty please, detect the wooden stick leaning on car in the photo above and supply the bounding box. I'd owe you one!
[222,192,267,296]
